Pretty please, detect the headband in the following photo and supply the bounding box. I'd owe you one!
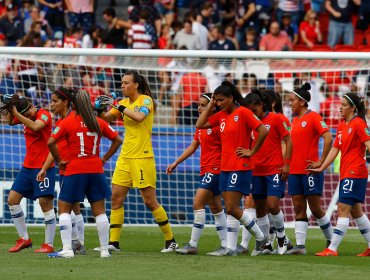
[292,90,309,103]
[202,94,211,101]
[344,94,355,106]
[56,88,72,102]
[19,103,30,114]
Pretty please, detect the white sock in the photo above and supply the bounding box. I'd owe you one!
[268,213,276,245]
[329,217,349,251]
[317,213,333,242]
[227,215,240,250]
[70,211,79,241]
[96,214,109,250]
[271,211,286,239]
[295,220,308,246]
[256,215,270,240]
[239,211,264,241]
[190,209,205,248]
[59,213,72,251]
[241,208,255,248]
[44,209,56,246]
[213,210,227,248]
[75,213,85,245]
[9,205,29,240]
[355,214,370,247]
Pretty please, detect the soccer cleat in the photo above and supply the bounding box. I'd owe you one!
[206,246,227,256]
[100,249,111,258]
[207,247,237,256]
[175,243,198,255]
[95,241,120,252]
[252,236,268,256]
[286,246,306,255]
[315,248,338,256]
[8,238,32,252]
[34,243,54,253]
[236,244,249,254]
[161,239,178,253]
[72,240,81,253]
[277,236,288,255]
[77,245,87,255]
[262,243,274,255]
[48,249,74,258]
[357,248,370,257]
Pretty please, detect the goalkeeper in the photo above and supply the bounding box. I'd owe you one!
[95,70,178,253]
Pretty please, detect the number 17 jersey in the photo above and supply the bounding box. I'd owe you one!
[51,111,118,175]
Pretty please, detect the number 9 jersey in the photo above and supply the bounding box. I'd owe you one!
[51,111,118,175]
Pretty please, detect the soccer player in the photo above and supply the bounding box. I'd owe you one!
[196,81,268,256]
[244,90,292,255]
[36,87,86,254]
[308,93,370,257]
[47,90,122,258]
[286,82,333,255]
[166,93,227,255]
[97,70,178,252]
[0,94,56,253]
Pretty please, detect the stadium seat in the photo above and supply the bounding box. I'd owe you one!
[354,30,365,46]
[364,31,370,45]
[358,45,370,52]
[292,44,310,51]
[318,13,330,34]
[334,45,358,52]
[311,45,332,51]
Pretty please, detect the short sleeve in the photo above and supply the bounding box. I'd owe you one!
[99,118,118,141]
[193,128,199,141]
[208,111,221,127]
[355,119,370,143]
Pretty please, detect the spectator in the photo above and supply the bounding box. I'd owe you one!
[235,0,258,42]
[81,72,105,104]
[102,7,130,49]
[240,27,259,50]
[320,90,341,128]
[158,23,172,50]
[172,20,201,50]
[325,0,361,48]
[299,9,322,48]
[356,1,370,31]
[259,21,292,51]
[276,0,301,26]
[311,0,325,13]
[24,6,53,39]
[186,11,208,50]
[0,4,25,46]
[129,0,161,36]
[154,0,175,26]
[65,0,94,34]
[128,9,157,49]
[203,58,227,92]
[63,27,83,48]
[280,12,298,45]
[196,2,214,30]
[219,0,236,27]
[208,26,236,50]
[38,0,65,33]
[225,25,239,50]
[238,73,257,97]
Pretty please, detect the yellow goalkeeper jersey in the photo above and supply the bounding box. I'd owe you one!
[110,94,154,159]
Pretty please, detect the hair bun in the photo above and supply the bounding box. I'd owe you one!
[301,82,311,91]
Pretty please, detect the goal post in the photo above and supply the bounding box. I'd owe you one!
[0,47,369,227]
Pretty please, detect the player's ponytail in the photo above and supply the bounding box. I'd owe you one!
[74,90,102,136]
[344,92,366,122]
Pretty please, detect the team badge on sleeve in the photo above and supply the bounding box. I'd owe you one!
[41,114,49,122]
[320,121,328,128]
[365,128,370,136]
[283,122,290,131]
[143,98,151,105]
[52,127,60,134]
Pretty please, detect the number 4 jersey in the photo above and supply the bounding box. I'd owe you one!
[51,111,118,175]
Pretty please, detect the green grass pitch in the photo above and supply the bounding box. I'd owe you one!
[1,226,369,280]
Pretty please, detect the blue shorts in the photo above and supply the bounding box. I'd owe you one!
[288,173,324,196]
[338,178,368,206]
[251,174,286,199]
[199,173,220,195]
[220,171,252,195]
[59,173,111,204]
[12,167,55,200]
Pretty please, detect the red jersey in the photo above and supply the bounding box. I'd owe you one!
[333,117,370,180]
[55,117,71,175]
[13,108,52,168]
[208,106,262,171]
[194,127,221,175]
[51,111,118,176]
[290,110,329,174]
[277,112,291,131]
[252,112,290,176]
[63,36,82,48]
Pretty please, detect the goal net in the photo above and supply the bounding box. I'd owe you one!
[0,48,369,227]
